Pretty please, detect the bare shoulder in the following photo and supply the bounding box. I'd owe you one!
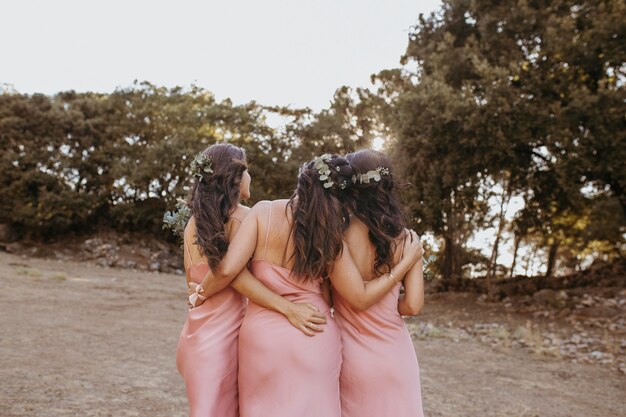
[250,199,291,215]
[250,200,272,212]
[230,204,251,223]
[344,216,368,242]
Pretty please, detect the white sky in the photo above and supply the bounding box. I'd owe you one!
[1,0,441,110]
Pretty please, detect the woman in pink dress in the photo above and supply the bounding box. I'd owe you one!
[176,143,328,417]
[191,153,423,417]
[334,149,425,417]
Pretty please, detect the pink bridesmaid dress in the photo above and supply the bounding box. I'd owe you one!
[176,258,246,417]
[237,204,342,417]
[334,281,425,417]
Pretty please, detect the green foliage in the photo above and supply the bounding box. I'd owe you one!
[0,82,294,237]
[163,200,192,240]
[372,0,625,278]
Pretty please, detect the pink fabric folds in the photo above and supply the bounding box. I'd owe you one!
[176,262,246,417]
[334,281,425,417]
[238,260,342,417]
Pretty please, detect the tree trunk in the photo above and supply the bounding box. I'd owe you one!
[510,233,520,278]
[442,234,455,280]
[545,241,559,278]
[488,197,508,275]
[487,182,511,297]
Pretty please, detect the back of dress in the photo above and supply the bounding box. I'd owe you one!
[238,200,342,417]
[334,221,424,417]
[176,218,246,417]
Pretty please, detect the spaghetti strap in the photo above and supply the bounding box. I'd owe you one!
[263,201,272,260]
[282,211,293,266]
[183,239,193,268]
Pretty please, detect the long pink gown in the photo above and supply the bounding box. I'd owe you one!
[176,260,246,417]
[334,281,425,417]
[237,204,342,417]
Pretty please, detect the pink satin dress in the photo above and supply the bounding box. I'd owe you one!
[176,260,246,417]
[237,203,342,417]
[334,281,424,417]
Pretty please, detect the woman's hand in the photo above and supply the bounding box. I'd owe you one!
[284,302,328,337]
[401,230,424,266]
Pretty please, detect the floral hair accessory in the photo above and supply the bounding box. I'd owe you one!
[163,199,192,239]
[352,166,390,184]
[314,154,335,189]
[189,153,214,182]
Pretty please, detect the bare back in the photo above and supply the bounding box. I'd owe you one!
[250,200,297,270]
[343,216,405,282]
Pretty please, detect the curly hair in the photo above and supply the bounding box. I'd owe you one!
[287,154,353,280]
[188,143,247,270]
[345,149,407,275]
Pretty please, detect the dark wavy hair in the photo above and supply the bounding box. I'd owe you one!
[189,143,247,270]
[345,149,407,275]
[287,154,353,280]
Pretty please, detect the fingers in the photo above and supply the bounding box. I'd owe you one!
[303,321,324,333]
[288,303,328,336]
[403,230,423,262]
[305,304,328,323]
[309,316,327,324]
[300,325,315,337]
[311,311,327,323]
[309,323,325,333]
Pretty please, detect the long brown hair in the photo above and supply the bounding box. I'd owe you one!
[287,154,353,280]
[189,143,247,269]
[346,149,406,275]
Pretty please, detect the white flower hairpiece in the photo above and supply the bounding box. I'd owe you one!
[189,153,214,182]
[352,166,390,184]
[314,154,335,189]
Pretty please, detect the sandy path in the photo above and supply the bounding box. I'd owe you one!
[0,252,624,417]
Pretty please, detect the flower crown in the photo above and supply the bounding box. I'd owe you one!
[189,152,214,181]
[312,154,349,190]
[352,166,390,184]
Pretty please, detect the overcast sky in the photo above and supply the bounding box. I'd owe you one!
[1,0,441,110]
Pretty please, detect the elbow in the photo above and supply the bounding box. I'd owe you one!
[403,301,424,316]
[216,263,238,281]
[405,305,423,316]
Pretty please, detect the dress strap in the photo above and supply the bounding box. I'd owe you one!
[183,239,193,269]
[263,201,272,259]
[282,209,293,266]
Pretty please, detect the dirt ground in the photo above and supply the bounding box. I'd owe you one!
[0,251,624,417]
